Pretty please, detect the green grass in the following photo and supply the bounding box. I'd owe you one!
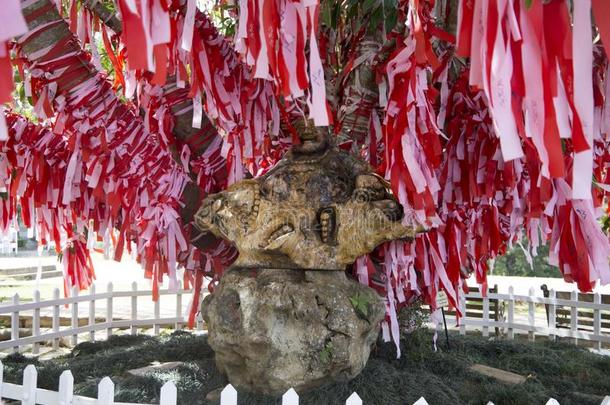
[2,330,610,404]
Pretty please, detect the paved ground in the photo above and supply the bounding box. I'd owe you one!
[0,251,199,327]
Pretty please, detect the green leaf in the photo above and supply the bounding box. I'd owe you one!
[319,341,333,363]
[362,0,379,14]
[321,1,332,27]
[384,0,398,32]
[525,0,533,9]
[350,293,370,318]
[369,6,384,33]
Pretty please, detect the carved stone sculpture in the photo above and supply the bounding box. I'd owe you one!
[195,127,421,270]
[195,122,422,395]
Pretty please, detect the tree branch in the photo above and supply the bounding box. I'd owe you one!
[82,0,122,34]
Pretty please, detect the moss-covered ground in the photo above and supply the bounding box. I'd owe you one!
[2,330,610,404]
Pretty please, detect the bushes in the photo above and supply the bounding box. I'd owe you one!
[2,330,610,404]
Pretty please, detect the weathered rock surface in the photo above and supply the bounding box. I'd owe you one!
[202,268,385,395]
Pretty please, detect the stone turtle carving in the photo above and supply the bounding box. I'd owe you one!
[195,127,422,270]
[194,123,424,396]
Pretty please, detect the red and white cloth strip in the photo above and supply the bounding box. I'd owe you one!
[7,17,197,298]
[234,0,330,126]
[0,0,27,140]
[351,0,610,354]
[439,71,528,299]
[115,0,172,80]
[358,2,448,353]
[138,79,229,195]
[72,0,291,185]
[456,0,610,289]
[456,0,594,189]
[64,1,297,185]
[185,12,288,184]
[1,112,98,294]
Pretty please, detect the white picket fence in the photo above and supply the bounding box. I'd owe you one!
[0,363,371,405]
[0,362,176,404]
[1,284,610,403]
[456,286,610,348]
[0,282,197,353]
[2,282,609,354]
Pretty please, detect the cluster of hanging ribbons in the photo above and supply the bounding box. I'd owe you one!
[0,0,609,343]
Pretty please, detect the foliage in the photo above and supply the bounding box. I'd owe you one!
[3,331,610,404]
[320,0,399,35]
[319,341,333,364]
[201,1,237,38]
[11,67,35,121]
[349,292,371,319]
[492,243,561,278]
[398,298,429,334]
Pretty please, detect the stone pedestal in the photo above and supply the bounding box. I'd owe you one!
[202,268,385,395]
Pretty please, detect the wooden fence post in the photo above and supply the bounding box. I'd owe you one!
[345,392,363,405]
[528,287,535,341]
[154,294,161,336]
[197,287,204,331]
[0,360,4,399]
[22,364,37,405]
[459,295,466,336]
[220,384,237,405]
[549,289,556,341]
[160,381,177,405]
[53,288,60,350]
[176,282,183,331]
[89,284,96,342]
[507,286,514,340]
[282,388,299,405]
[58,370,74,405]
[483,290,490,338]
[594,292,602,351]
[71,285,79,346]
[98,377,115,404]
[32,290,41,355]
[103,231,111,259]
[107,282,114,338]
[131,282,138,336]
[570,290,578,346]
[11,293,19,353]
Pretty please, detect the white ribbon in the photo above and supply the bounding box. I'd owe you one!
[180,0,197,52]
[572,0,594,200]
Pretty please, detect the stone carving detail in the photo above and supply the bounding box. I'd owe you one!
[195,126,422,270]
[194,123,423,396]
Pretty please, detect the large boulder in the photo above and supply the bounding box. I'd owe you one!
[202,268,385,395]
